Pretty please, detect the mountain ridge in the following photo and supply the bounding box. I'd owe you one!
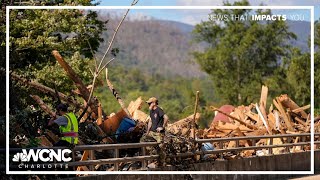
[96,14,310,78]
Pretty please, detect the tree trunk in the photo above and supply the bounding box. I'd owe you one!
[52,50,99,115]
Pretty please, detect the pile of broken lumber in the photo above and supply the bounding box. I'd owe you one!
[195,86,311,156]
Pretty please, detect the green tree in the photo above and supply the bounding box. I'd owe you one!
[315,20,320,113]
[0,1,107,142]
[286,48,311,106]
[192,0,296,105]
[7,5,106,111]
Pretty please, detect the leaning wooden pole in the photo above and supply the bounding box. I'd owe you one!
[105,68,132,118]
[191,91,200,139]
[52,51,90,100]
[52,50,98,115]
[30,95,56,117]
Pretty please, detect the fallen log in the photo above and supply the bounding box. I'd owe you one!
[30,95,56,117]
[52,50,99,115]
[52,51,90,101]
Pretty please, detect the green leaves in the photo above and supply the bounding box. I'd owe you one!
[192,0,301,106]
[9,9,105,70]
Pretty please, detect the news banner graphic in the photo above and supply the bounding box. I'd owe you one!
[11,148,72,169]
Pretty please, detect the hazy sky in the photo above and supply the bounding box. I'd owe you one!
[95,0,319,25]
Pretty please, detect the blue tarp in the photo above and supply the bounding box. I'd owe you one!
[115,118,136,139]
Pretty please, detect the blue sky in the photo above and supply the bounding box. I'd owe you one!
[95,0,319,25]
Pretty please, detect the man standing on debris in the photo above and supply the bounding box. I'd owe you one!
[48,103,78,146]
[142,97,169,166]
[146,97,169,135]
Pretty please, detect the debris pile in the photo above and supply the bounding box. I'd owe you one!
[6,57,314,169]
[195,86,312,157]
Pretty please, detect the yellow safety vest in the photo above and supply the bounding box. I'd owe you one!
[59,112,78,144]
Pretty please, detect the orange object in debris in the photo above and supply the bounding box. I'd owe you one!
[100,109,128,135]
[213,105,235,123]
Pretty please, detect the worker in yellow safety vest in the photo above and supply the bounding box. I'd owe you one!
[48,103,78,146]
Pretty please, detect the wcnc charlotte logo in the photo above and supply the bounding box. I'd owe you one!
[12,149,72,169]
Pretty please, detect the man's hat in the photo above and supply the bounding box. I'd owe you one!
[146,97,158,104]
[56,103,68,111]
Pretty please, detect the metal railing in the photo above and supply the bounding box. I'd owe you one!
[6,133,320,171]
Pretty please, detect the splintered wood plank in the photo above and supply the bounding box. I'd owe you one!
[259,85,269,126]
[245,129,267,136]
[132,110,148,123]
[53,50,89,99]
[294,117,306,126]
[234,107,246,121]
[260,86,268,109]
[77,150,90,171]
[292,137,300,153]
[244,111,260,123]
[273,99,295,131]
[278,94,308,119]
[256,103,272,135]
[268,138,285,155]
[127,96,143,116]
[292,104,310,114]
[267,113,276,131]
[235,128,254,156]
[234,128,251,147]
[105,68,131,118]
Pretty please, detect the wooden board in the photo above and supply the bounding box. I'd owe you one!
[273,99,295,131]
[127,96,143,116]
[259,85,269,127]
[133,110,148,123]
[76,150,90,171]
[278,94,308,119]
